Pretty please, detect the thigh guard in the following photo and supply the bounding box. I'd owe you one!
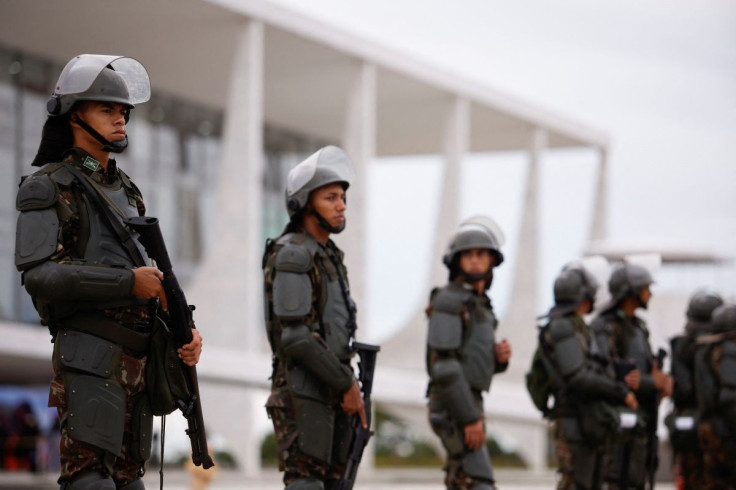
[289,366,335,463]
[58,330,126,456]
[129,396,153,463]
[67,375,126,455]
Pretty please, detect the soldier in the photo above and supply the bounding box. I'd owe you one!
[538,263,638,490]
[667,290,723,489]
[14,54,202,489]
[425,216,512,490]
[693,304,736,488]
[263,146,367,490]
[591,263,672,489]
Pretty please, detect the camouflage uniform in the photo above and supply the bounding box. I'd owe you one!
[544,314,630,490]
[263,231,356,487]
[425,280,508,490]
[668,329,704,489]
[591,310,657,490]
[694,331,736,489]
[17,149,155,486]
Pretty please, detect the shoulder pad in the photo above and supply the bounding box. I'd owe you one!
[430,286,471,315]
[49,165,76,187]
[275,243,314,273]
[548,317,576,341]
[428,296,463,350]
[16,173,57,211]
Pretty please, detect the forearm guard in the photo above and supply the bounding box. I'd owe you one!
[281,324,354,393]
[431,358,480,425]
[24,261,135,302]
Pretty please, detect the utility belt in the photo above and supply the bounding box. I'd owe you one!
[556,398,641,446]
[56,310,151,356]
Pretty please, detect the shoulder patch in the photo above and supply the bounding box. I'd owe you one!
[275,243,314,273]
[16,173,57,211]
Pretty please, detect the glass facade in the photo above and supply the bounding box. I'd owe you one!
[0,45,326,326]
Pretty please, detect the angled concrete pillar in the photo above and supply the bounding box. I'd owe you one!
[431,96,470,285]
[501,127,547,470]
[590,146,608,242]
[186,19,264,476]
[503,127,546,378]
[341,61,376,333]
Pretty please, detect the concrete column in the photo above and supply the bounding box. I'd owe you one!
[590,146,608,242]
[431,96,470,285]
[340,61,377,473]
[186,19,264,476]
[500,127,547,470]
[340,61,376,333]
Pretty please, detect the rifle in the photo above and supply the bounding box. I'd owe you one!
[336,342,380,490]
[646,348,667,489]
[125,216,215,470]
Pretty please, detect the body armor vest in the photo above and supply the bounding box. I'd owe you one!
[271,233,355,360]
[462,300,497,392]
[82,181,149,268]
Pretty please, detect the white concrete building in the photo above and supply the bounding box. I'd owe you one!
[0,0,613,475]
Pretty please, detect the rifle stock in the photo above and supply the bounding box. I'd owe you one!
[125,216,215,469]
[336,342,380,490]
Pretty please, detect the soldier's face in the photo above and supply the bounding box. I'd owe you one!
[639,286,652,307]
[310,183,347,228]
[459,248,493,276]
[73,101,128,143]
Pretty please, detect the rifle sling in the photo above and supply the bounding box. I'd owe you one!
[65,165,147,267]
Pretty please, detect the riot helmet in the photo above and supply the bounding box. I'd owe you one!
[285,145,354,234]
[709,304,736,334]
[33,54,150,165]
[443,215,505,286]
[601,263,654,311]
[542,262,599,318]
[686,289,724,322]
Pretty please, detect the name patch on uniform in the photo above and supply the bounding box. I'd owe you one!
[82,156,100,172]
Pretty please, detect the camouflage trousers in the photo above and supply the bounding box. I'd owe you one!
[673,447,703,490]
[266,365,348,487]
[50,336,148,486]
[553,418,604,490]
[698,420,736,490]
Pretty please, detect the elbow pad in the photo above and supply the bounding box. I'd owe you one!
[281,324,354,393]
[431,358,479,425]
[24,261,135,302]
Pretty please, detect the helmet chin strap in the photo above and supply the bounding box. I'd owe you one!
[311,208,345,234]
[70,114,128,154]
[462,268,494,290]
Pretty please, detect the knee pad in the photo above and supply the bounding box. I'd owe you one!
[462,446,495,482]
[64,471,115,490]
[286,479,325,490]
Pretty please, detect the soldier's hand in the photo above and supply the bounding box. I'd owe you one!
[178,329,202,366]
[652,366,673,398]
[494,339,512,364]
[341,381,367,429]
[625,368,641,391]
[132,266,168,311]
[624,391,639,410]
[464,419,485,450]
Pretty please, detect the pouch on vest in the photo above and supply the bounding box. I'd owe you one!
[146,316,192,416]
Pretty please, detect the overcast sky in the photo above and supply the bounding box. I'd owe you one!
[269,0,736,340]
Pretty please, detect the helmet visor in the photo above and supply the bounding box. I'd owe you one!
[286,146,355,198]
[54,55,151,105]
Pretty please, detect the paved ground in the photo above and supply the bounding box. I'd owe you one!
[0,468,677,489]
